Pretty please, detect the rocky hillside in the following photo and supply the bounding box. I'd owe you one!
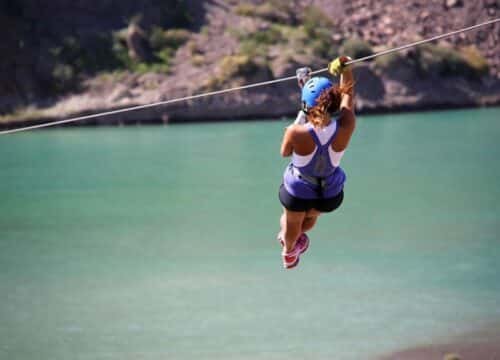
[1,0,499,127]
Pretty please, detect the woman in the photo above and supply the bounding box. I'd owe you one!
[278,56,355,269]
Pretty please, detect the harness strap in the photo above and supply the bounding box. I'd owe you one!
[290,165,327,188]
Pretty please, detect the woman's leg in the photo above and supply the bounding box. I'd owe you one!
[281,209,306,254]
[280,208,319,243]
[301,209,321,233]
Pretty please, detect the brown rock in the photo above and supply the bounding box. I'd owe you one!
[419,10,430,20]
[108,84,132,102]
[126,23,153,63]
[332,33,343,43]
[384,27,395,36]
[444,0,463,8]
[443,353,462,360]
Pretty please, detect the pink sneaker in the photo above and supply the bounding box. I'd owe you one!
[278,233,309,253]
[279,233,310,269]
[282,249,300,269]
[296,233,310,255]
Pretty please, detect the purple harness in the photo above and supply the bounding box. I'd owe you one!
[283,125,346,200]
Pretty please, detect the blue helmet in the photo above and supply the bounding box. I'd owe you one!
[301,76,333,110]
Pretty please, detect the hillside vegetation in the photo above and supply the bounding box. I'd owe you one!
[1,0,499,125]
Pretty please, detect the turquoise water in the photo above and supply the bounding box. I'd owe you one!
[1,108,499,359]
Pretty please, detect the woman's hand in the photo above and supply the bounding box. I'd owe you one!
[328,56,352,76]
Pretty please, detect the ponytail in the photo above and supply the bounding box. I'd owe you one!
[307,82,353,128]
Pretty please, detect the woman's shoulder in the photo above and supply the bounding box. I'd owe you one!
[287,124,312,137]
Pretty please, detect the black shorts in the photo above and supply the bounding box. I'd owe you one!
[279,184,344,213]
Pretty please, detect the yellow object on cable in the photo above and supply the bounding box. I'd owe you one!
[328,56,352,76]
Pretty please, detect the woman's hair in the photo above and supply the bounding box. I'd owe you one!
[307,82,353,128]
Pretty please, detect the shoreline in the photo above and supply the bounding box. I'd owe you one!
[378,323,500,360]
[1,102,499,132]
[379,341,500,360]
[3,62,500,132]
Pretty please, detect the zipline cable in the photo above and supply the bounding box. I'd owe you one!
[1,17,498,135]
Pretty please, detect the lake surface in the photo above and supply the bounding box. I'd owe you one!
[1,108,499,360]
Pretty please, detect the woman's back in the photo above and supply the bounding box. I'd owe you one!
[291,121,345,176]
[285,106,355,156]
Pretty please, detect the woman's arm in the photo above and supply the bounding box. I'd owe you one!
[332,56,356,152]
[280,125,296,157]
[339,58,354,113]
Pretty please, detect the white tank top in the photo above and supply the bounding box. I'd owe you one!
[292,121,345,168]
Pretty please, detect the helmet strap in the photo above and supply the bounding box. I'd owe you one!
[301,101,309,114]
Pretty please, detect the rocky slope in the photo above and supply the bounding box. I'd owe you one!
[1,0,499,128]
